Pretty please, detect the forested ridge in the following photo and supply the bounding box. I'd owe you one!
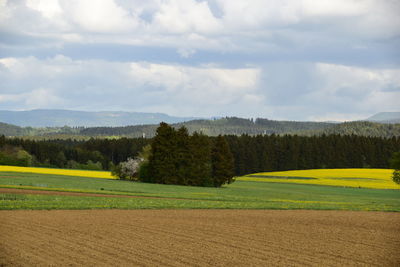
[78,118,400,138]
[1,132,398,176]
[299,121,400,138]
[0,122,82,137]
[79,117,334,137]
[1,117,400,139]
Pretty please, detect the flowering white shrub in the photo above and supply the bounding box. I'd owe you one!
[112,157,143,180]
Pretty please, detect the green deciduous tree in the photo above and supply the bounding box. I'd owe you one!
[390,151,400,184]
[137,144,152,182]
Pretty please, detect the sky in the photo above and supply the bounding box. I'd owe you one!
[0,0,399,121]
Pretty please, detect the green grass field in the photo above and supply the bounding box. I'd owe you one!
[1,171,399,211]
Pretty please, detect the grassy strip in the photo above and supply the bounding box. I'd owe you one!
[0,184,168,199]
[1,171,400,211]
[0,185,225,202]
[1,193,399,211]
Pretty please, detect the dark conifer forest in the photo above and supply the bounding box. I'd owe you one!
[1,131,399,176]
[142,123,234,187]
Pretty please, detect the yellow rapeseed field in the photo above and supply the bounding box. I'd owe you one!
[239,168,399,189]
[0,165,115,179]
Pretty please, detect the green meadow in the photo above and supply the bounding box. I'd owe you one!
[0,171,399,211]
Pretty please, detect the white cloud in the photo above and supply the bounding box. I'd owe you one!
[303,63,400,120]
[0,57,18,69]
[0,0,11,21]
[1,55,398,120]
[314,63,400,99]
[60,0,139,33]
[216,0,300,28]
[25,88,64,108]
[0,88,64,109]
[153,0,221,34]
[301,0,367,17]
[26,0,63,18]
[1,0,398,54]
[0,0,398,120]
[128,62,261,110]
[0,56,261,116]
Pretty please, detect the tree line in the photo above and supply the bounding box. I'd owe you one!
[0,135,150,170]
[226,134,400,175]
[1,131,399,176]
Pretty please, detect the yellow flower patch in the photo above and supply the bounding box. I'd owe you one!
[239,168,399,189]
[0,165,115,179]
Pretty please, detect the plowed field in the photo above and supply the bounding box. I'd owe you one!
[1,210,399,266]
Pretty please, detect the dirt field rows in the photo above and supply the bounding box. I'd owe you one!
[1,210,399,266]
[0,188,177,199]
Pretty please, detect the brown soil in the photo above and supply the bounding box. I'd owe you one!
[0,188,180,200]
[1,210,399,266]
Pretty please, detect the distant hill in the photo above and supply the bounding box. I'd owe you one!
[0,122,82,138]
[0,117,334,138]
[1,116,399,139]
[366,112,400,124]
[79,118,400,138]
[79,117,335,137]
[0,109,196,127]
[301,121,400,138]
[0,122,28,136]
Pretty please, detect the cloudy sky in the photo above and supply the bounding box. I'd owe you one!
[0,0,399,121]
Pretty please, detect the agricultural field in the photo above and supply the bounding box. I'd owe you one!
[1,166,400,266]
[241,168,399,189]
[1,209,399,266]
[0,167,399,211]
[0,165,114,179]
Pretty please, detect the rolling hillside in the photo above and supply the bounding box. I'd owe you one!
[80,117,335,137]
[366,112,400,124]
[79,118,400,138]
[300,121,400,138]
[1,117,399,138]
[0,122,28,136]
[0,109,196,127]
